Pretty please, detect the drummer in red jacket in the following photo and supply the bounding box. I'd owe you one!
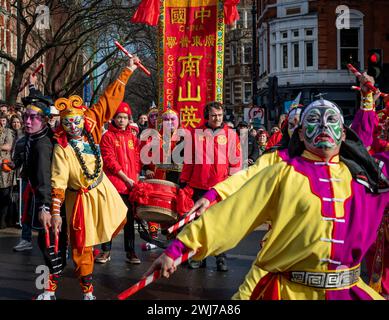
[95,102,141,264]
[140,106,185,249]
[179,101,242,271]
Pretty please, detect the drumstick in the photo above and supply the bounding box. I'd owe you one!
[167,211,201,234]
[351,86,361,91]
[45,226,50,249]
[117,250,196,300]
[19,63,44,92]
[347,64,388,97]
[54,229,59,254]
[114,41,151,77]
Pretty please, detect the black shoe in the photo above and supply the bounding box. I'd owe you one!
[216,257,228,272]
[189,259,206,269]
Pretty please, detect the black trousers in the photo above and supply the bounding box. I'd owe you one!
[0,187,11,228]
[101,194,136,253]
[36,209,68,275]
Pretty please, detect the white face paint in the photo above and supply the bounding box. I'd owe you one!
[62,115,84,138]
[302,106,343,150]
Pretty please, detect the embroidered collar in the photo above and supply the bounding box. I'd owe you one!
[301,150,340,164]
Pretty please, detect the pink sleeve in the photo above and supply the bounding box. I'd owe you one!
[203,188,219,203]
[164,239,188,260]
[351,109,377,148]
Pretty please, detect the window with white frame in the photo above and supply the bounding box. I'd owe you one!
[0,63,6,101]
[305,42,313,68]
[337,10,364,70]
[292,42,299,68]
[243,82,252,104]
[269,17,317,73]
[237,10,244,29]
[242,43,252,64]
[339,28,359,69]
[282,43,288,69]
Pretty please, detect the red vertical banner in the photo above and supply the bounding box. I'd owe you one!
[158,0,225,129]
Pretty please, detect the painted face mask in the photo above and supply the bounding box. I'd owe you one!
[23,109,44,134]
[302,106,343,150]
[162,113,179,132]
[148,111,158,128]
[62,115,84,138]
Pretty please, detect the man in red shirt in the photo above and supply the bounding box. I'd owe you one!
[96,102,141,264]
[179,101,241,271]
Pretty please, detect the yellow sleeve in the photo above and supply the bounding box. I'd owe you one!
[51,145,70,213]
[214,150,281,200]
[177,161,286,260]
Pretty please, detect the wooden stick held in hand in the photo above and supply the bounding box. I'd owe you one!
[114,41,151,76]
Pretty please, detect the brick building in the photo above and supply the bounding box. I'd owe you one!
[256,0,389,126]
[0,0,47,104]
[223,0,254,124]
[0,0,16,103]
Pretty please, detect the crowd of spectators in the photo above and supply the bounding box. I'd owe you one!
[0,104,25,229]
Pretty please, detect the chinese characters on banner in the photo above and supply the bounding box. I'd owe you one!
[158,0,225,129]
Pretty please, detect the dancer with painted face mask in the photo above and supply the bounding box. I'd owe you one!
[136,105,187,250]
[145,98,389,300]
[1,91,68,300]
[49,58,139,300]
[348,73,389,298]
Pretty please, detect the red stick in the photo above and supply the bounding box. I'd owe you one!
[45,226,50,249]
[54,230,59,254]
[347,64,388,97]
[19,63,45,92]
[167,211,201,234]
[114,41,151,77]
[117,250,196,300]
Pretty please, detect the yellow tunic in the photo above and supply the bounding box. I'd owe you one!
[51,67,133,247]
[177,151,385,300]
[214,150,284,200]
[51,144,127,247]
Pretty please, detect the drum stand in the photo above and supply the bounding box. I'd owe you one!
[137,220,172,249]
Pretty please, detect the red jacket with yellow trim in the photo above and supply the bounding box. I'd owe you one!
[100,123,140,194]
[180,123,242,190]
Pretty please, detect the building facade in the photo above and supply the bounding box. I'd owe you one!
[0,0,47,105]
[256,0,389,126]
[223,0,254,124]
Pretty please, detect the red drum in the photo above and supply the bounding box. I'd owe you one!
[131,179,179,224]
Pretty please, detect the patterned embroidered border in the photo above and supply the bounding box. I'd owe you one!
[214,0,224,103]
[288,267,360,289]
[158,1,166,114]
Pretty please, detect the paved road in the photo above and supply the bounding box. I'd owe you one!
[0,227,266,300]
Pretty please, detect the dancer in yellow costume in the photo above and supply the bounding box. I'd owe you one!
[145,98,389,300]
[48,58,139,300]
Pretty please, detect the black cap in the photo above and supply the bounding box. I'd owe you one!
[22,95,53,116]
